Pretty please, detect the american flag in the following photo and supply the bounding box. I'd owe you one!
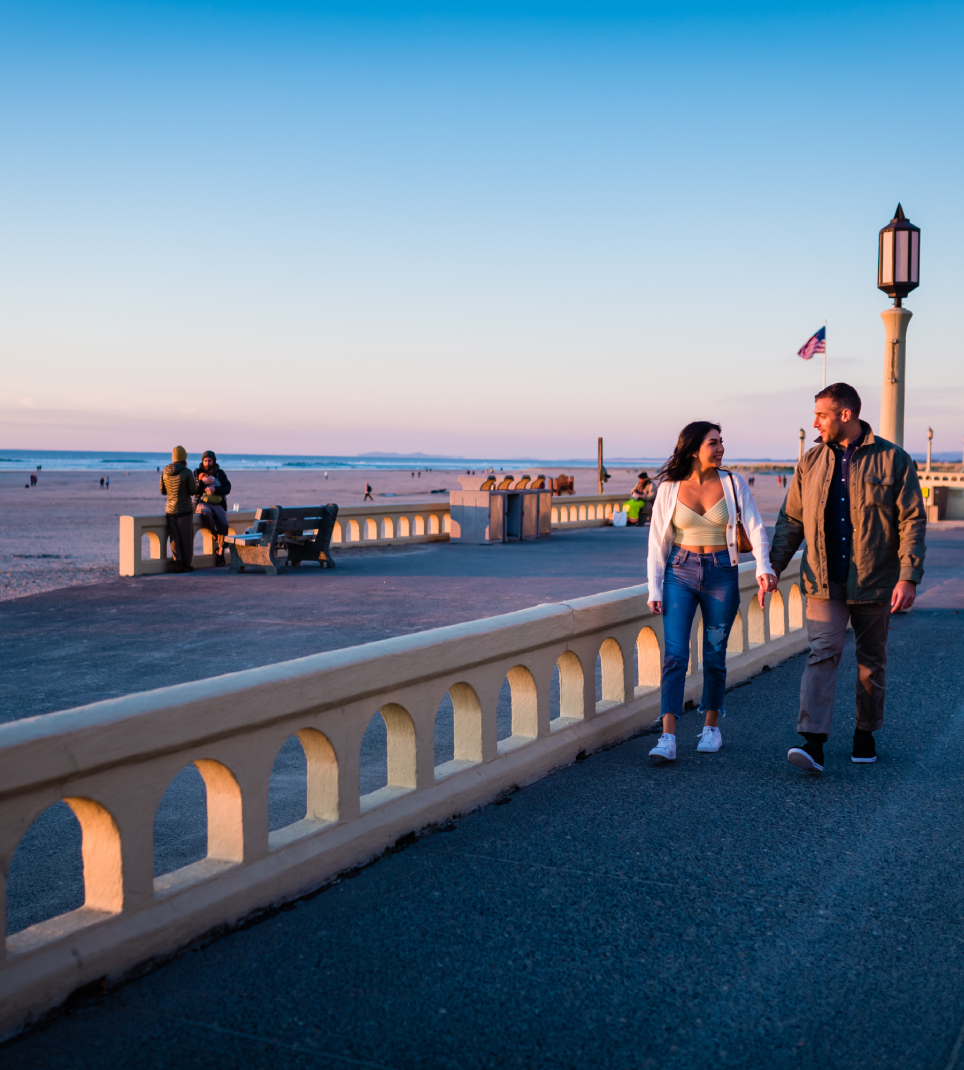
[797,326,826,361]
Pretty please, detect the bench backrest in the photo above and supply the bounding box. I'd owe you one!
[275,505,338,540]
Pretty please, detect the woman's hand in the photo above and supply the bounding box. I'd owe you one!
[648,601,662,615]
[757,574,778,606]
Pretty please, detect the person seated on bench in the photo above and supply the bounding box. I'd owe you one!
[193,450,232,566]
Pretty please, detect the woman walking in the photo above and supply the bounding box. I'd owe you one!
[646,422,775,761]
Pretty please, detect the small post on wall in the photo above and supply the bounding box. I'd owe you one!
[798,429,805,463]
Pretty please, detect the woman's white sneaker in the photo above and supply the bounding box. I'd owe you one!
[696,726,722,752]
[649,733,677,761]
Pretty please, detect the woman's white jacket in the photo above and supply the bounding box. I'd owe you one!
[646,471,771,603]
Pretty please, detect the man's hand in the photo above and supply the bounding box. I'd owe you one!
[891,580,916,613]
[648,601,662,616]
[757,573,778,607]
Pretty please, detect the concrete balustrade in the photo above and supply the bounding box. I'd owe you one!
[120,501,452,576]
[549,494,627,527]
[0,554,805,1036]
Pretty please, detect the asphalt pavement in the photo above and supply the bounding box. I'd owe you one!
[5,605,964,1069]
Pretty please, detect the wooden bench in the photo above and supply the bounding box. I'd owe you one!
[225,505,339,574]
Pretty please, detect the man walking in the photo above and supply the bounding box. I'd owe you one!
[769,383,925,772]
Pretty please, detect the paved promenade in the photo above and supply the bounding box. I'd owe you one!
[4,524,964,1067]
[4,605,964,1068]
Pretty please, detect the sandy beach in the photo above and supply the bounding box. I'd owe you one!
[0,464,790,602]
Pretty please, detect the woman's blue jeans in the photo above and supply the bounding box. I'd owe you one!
[660,548,741,717]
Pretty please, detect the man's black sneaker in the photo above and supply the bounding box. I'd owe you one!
[788,732,826,773]
[852,729,877,764]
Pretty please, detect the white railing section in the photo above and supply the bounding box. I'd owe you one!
[550,493,628,527]
[0,554,804,1035]
[120,500,452,576]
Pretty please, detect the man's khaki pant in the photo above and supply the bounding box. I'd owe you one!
[798,584,891,735]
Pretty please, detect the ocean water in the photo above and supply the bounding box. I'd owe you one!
[0,450,675,473]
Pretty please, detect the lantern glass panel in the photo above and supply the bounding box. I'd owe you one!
[880,230,894,285]
[896,230,909,282]
[911,231,919,282]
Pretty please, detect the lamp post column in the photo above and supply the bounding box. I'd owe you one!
[879,305,912,447]
[926,427,933,471]
[798,428,805,464]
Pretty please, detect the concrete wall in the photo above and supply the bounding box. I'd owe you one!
[919,471,964,520]
[1,555,806,1037]
[120,494,629,575]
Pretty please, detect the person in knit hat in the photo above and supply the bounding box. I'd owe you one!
[193,450,232,566]
[160,446,198,572]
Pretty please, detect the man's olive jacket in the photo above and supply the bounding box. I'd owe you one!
[769,422,926,602]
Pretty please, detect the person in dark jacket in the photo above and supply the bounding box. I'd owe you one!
[193,450,232,566]
[769,383,926,773]
[160,446,198,572]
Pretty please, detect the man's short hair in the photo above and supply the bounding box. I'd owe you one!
[815,382,861,419]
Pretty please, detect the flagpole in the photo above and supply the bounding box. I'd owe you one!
[823,319,827,388]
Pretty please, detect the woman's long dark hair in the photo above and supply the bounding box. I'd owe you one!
[657,421,722,484]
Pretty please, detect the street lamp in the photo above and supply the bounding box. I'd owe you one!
[798,428,805,463]
[877,204,920,447]
[926,427,933,471]
[878,203,920,307]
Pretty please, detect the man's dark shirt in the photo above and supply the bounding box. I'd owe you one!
[824,431,865,585]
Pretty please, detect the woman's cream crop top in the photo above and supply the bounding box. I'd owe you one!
[672,496,728,546]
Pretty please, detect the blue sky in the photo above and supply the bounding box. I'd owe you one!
[2,1,962,459]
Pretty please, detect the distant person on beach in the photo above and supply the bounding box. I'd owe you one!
[30,473,37,486]
[193,450,232,567]
[105,476,110,489]
[160,446,198,573]
[363,482,373,501]
[100,477,105,488]
[769,383,925,773]
[647,422,775,763]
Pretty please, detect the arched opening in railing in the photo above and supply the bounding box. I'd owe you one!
[789,584,803,630]
[595,638,625,706]
[347,519,360,543]
[550,650,584,720]
[399,516,411,537]
[551,507,559,523]
[443,513,451,533]
[414,515,426,536]
[769,590,786,638]
[360,704,417,801]
[635,627,661,689]
[332,521,343,544]
[6,797,121,937]
[578,505,588,521]
[434,683,483,771]
[364,518,378,540]
[269,729,339,833]
[429,514,440,535]
[748,599,765,646]
[153,760,243,884]
[141,530,163,561]
[728,610,745,655]
[497,665,538,744]
[381,517,394,539]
